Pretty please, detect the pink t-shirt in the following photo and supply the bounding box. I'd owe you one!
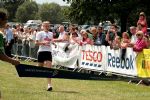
[80,38,93,45]
[133,38,147,52]
[137,19,148,34]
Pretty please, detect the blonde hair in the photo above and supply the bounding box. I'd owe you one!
[80,29,86,34]
[136,31,144,35]
[122,32,130,39]
[140,12,145,16]
[42,21,50,25]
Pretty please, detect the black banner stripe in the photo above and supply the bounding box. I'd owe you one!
[15,64,120,80]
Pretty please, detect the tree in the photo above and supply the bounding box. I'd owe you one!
[60,6,70,22]
[0,0,30,21]
[38,3,62,24]
[0,8,8,15]
[63,0,150,33]
[63,0,110,24]
[15,1,38,23]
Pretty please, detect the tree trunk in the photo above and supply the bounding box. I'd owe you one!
[120,12,128,33]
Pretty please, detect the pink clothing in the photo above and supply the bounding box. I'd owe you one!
[137,19,148,34]
[121,38,130,49]
[142,27,147,34]
[80,38,93,45]
[133,38,147,52]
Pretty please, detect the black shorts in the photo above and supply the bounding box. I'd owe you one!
[38,51,52,63]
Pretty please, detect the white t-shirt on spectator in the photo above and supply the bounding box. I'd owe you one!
[58,31,66,39]
[36,31,53,52]
[29,33,36,48]
[131,35,137,44]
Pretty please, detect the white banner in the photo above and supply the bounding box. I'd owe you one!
[105,46,137,76]
[52,42,79,68]
[52,43,138,77]
[79,45,105,71]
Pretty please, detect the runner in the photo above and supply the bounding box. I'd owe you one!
[35,21,53,91]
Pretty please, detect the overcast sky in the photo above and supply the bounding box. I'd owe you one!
[35,0,70,6]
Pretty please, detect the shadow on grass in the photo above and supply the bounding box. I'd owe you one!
[51,90,80,94]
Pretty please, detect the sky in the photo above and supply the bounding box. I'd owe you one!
[35,0,70,6]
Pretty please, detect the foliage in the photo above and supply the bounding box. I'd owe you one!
[0,0,29,21]
[15,1,38,23]
[0,8,8,15]
[0,0,70,24]
[38,3,62,24]
[60,6,70,22]
[63,0,150,32]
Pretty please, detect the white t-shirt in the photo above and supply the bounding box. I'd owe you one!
[58,31,66,39]
[29,33,36,48]
[36,31,53,52]
[131,35,137,44]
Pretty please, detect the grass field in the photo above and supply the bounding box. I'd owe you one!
[0,61,150,100]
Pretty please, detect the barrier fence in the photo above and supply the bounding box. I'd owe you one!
[11,41,150,78]
[12,39,38,61]
[52,43,150,78]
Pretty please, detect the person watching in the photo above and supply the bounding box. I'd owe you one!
[129,31,148,52]
[0,10,20,66]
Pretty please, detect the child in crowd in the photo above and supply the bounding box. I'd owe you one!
[120,32,130,60]
[112,36,121,50]
[137,12,148,35]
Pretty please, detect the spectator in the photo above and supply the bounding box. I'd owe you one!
[144,35,150,48]
[112,36,121,50]
[120,32,131,60]
[12,27,19,55]
[75,26,82,40]
[65,32,81,52]
[105,24,118,48]
[79,30,93,45]
[95,26,108,46]
[129,26,137,44]
[131,31,148,52]
[62,31,80,52]
[52,25,69,52]
[121,32,131,48]
[54,25,68,42]
[69,32,80,44]
[28,28,37,58]
[4,23,14,57]
[22,27,30,57]
[137,12,148,35]
[16,28,24,56]
[90,27,97,42]
[0,10,20,65]
[68,25,76,35]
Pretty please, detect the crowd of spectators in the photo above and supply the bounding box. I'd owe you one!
[3,12,149,59]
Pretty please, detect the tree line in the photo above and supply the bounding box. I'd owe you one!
[0,0,150,32]
[0,0,69,24]
[64,0,150,32]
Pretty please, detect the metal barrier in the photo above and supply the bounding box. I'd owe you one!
[11,39,38,61]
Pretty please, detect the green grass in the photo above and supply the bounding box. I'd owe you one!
[0,61,150,100]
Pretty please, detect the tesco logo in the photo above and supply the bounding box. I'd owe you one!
[82,50,102,62]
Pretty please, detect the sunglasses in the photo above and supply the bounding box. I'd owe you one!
[136,34,142,36]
